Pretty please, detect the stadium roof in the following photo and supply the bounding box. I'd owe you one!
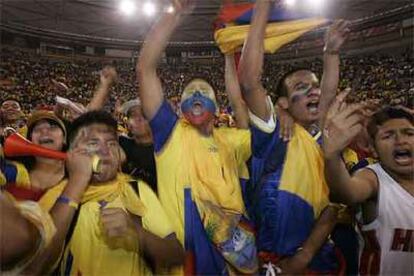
[1,0,413,43]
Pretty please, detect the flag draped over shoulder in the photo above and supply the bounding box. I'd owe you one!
[214,2,328,54]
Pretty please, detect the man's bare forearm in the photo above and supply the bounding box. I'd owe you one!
[137,12,182,120]
[239,0,270,89]
[25,177,88,274]
[138,229,184,268]
[225,55,249,129]
[138,14,181,73]
[88,83,111,111]
[0,195,39,269]
[319,53,340,128]
[297,205,338,264]
[325,154,358,205]
[239,0,271,120]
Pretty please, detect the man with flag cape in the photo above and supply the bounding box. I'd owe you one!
[235,0,350,274]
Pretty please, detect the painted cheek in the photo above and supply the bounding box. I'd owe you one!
[289,89,309,103]
[181,94,216,114]
[181,98,194,113]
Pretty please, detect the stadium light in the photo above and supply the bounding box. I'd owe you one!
[143,2,156,16]
[119,0,136,16]
[309,0,324,9]
[166,5,175,14]
[285,0,296,7]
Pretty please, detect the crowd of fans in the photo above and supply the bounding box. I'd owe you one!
[1,47,412,116]
[1,0,413,273]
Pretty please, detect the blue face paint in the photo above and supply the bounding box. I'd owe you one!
[181,91,216,115]
[290,85,314,103]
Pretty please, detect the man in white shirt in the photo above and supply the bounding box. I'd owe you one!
[323,105,414,275]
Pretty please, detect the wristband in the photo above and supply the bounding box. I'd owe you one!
[57,196,79,209]
[323,45,339,55]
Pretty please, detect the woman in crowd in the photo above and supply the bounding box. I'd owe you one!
[3,111,67,201]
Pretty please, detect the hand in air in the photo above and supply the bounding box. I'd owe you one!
[324,20,350,53]
[323,90,378,158]
[172,0,195,14]
[100,66,118,87]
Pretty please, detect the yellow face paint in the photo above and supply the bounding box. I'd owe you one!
[181,79,218,111]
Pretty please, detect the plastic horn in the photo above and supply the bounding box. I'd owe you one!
[4,132,101,173]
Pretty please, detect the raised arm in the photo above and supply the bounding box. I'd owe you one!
[25,149,93,274]
[137,1,191,120]
[238,0,271,121]
[323,99,378,205]
[224,54,249,129]
[318,20,349,128]
[135,230,184,271]
[0,194,40,269]
[87,66,118,111]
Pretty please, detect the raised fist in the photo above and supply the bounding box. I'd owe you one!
[100,66,118,86]
[324,20,350,54]
[172,0,195,14]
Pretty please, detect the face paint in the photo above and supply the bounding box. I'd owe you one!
[289,84,313,103]
[181,91,216,126]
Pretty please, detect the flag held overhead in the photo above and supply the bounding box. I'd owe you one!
[214,2,328,54]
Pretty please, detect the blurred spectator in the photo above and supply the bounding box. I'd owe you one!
[118,99,157,192]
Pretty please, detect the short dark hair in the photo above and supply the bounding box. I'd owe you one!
[68,111,118,145]
[275,68,313,98]
[367,107,414,139]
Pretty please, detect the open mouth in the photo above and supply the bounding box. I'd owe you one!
[306,100,319,113]
[393,149,412,165]
[192,101,203,116]
[100,160,112,166]
[38,138,54,145]
[5,111,20,117]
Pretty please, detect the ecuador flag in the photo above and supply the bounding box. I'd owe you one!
[214,2,328,54]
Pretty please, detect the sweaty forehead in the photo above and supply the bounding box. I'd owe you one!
[79,124,117,140]
[285,71,318,88]
[184,80,214,94]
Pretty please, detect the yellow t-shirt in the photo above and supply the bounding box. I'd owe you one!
[150,102,251,245]
[39,174,173,276]
[0,159,31,189]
